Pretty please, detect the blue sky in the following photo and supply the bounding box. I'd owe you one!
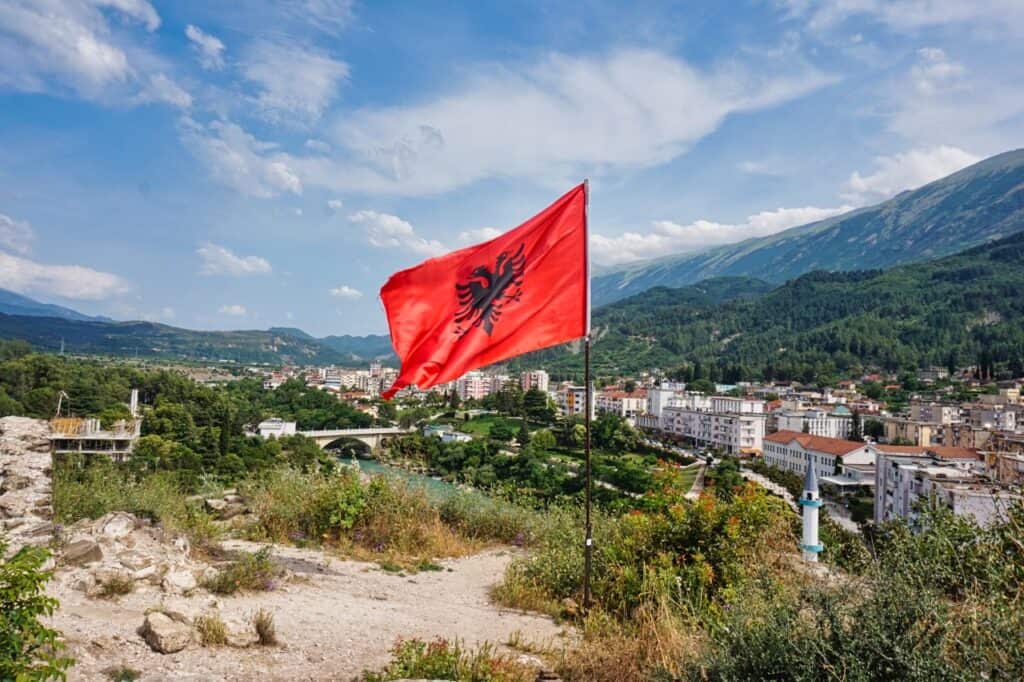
[0,0,1022,336]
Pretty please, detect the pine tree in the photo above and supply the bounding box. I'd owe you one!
[850,410,863,442]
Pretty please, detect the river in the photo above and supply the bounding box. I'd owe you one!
[350,458,460,500]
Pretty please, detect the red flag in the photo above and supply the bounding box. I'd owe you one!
[380,183,588,399]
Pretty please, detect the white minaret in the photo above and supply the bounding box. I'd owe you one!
[799,455,823,562]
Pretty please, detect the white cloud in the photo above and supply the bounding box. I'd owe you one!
[591,205,851,265]
[457,227,502,244]
[242,40,350,125]
[326,198,344,211]
[305,138,331,153]
[135,73,191,108]
[780,0,1024,34]
[185,24,225,70]
[0,213,35,254]
[218,304,246,316]
[282,49,833,196]
[348,210,447,257]
[0,0,178,104]
[911,48,964,96]
[139,305,175,322]
[842,146,981,204]
[0,250,129,300]
[180,118,302,198]
[737,160,786,176]
[197,242,272,276]
[329,284,362,299]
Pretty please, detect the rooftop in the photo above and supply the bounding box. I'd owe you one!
[765,430,867,456]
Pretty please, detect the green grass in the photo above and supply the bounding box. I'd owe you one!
[456,415,525,437]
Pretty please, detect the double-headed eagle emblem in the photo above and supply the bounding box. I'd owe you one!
[454,243,526,337]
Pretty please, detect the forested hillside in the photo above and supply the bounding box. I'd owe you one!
[515,232,1024,382]
[592,148,1024,305]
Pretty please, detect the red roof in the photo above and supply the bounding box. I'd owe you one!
[765,430,867,456]
[927,446,981,461]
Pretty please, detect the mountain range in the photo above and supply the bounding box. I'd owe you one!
[1,149,1022,369]
[592,149,1024,305]
[517,231,1024,379]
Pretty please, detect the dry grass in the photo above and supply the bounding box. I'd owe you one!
[96,574,134,599]
[195,613,228,646]
[252,608,277,646]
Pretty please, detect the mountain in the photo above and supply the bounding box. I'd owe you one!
[514,232,1024,379]
[0,288,111,323]
[593,149,1024,305]
[0,315,354,365]
[319,334,395,361]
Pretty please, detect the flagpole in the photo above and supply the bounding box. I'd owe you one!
[582,178,593,611]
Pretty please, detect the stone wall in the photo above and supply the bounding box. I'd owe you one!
[0,416,54,553]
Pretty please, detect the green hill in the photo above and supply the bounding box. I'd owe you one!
[515,232,1024,381]
[592,149,1024,305]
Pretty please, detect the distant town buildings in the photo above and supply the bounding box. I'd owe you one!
[257,418,297,439]
[520,369,550,393]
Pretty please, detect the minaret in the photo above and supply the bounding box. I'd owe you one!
[799,455,823,562]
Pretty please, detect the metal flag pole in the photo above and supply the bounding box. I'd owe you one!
[582,178,593,610]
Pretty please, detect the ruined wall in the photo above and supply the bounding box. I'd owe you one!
[0,416,54,553]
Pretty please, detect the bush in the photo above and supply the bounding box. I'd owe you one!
[195,614,227,646]
[0,540,74,680]
[203,546,283,595]
[362,638,533,682]
[252,609,277,646]
[96,574,134,599]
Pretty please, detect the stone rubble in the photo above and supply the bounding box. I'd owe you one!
[0,416,54,554]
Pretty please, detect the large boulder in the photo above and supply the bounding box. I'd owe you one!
[99,512,136,540]
[64,539,103,566]
[140,612,193,654]
[162,566,198,595]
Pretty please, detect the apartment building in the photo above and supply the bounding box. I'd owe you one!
[661,395,766,455]
[520,370,550,393]
[763,431,873,481]
[776,406,853,440]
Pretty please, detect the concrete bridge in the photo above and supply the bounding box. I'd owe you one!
[299,426,413,451]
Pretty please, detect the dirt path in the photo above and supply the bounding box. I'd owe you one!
[51,543,566,681]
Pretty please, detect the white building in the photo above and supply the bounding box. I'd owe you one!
[520,370,550,393]
[910,403,960,425]
[871,444,996,525]
[661,396,766,455]
[647,388,679,418]
[258,418,297,439]
[763,430,874,481]
[557,383,594,418]
[595,390,647,420]
[776,406,853,439]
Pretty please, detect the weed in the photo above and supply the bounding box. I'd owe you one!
[251,608,277,646]
[202,546,282,595]
[102,666,141,681]
[362,637,534,682]
[195,613,227,646]
[96,575,134,599]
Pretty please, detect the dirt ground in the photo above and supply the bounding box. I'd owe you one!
[50,541,567,681]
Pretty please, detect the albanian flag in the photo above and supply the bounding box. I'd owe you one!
[380,183,588,399]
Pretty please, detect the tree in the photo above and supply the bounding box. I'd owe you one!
[531,429,557,451]
[689,378,715,395]
[449,391,461,410]
[516,419,530,447]
[489,422,514,443]
[0,540,73,680]
[864,419,885,440]
[624,380,637,394]
[523,388,555,425]
[850,410,863,442]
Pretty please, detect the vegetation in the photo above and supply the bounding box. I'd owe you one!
[362,638,534,682]
[202,546,283,595]
[0,540,74,681]
[195,613,228,646]
[251,608,277,646]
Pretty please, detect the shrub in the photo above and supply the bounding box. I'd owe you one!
[203,546,283,595]
[252,609,277,646]
[195,614,227,646]
[96,574,134,599]
[0,540,74,680]
[362,638,534,682]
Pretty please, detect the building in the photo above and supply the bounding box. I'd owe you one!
[557,384,594,418]
[520,370,550,393]
[49,389,142,462]
[880,416,935,446]
[800,460,823,563]
[909,402,960,425]
[776,406,853,439]
[661,396,766,455]
[968,406,1016,431]
[595,389,647,420]
[258,418,297,439]
[763,430,873,481]
[872,444,990,525]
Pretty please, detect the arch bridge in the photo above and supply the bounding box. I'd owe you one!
[299,426,413,451]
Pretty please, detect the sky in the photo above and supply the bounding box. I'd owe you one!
[0,0,1022,336]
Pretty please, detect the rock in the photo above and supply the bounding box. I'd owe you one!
[64,539,103,566]
[204,498,227,513]
[23,521,54,537]
[100,512,136,540]
[225,619,259,648]
[72,573,97,593]
[162,567,198,595]
[140,612,193,654]
[217,502,246,521]
[0,473,32,492]
[222,494,243,504]
[119,549,154,571]
[133,565,157,581]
